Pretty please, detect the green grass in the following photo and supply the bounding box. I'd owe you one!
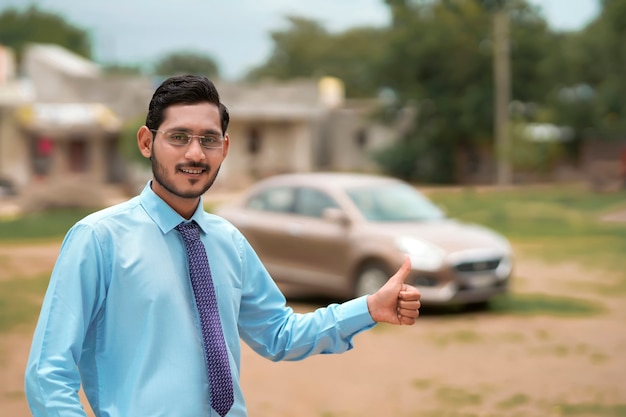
[435,386,483,407]
[496,393,530,409]
[555,403,626,416]
[420,292,605,318]
[428,185,626,238]
[0,208,94,242]
[489,293,605,316]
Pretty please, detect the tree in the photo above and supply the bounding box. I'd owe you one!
[153,51,220,78]
[0,5,91,62]
[552,0,626,141]
[373,0,558,183]
[246,16,387,97]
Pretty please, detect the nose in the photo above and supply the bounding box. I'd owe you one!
[184,137,206,160]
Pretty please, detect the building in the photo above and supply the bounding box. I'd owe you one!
[0,43,409,206]
[0,43,126,208]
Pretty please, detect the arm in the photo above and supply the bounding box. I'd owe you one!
[236,239,375,361]
[236,238,419,361]
[367,256,421,325]
[24,224,106,416]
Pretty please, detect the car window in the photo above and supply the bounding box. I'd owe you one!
[347,184,444,221]
[245,187,296,213]
[294,187,340,218]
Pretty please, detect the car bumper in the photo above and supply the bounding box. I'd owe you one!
[414,277,509,306]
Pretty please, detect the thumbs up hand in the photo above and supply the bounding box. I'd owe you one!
[366,256,421,325]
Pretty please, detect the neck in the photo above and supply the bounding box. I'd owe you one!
[150,180,201,219]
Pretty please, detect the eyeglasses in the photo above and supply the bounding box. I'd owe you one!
[150,129,224,149]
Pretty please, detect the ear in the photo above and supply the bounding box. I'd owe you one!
[222,133,230,158]
[137,126,153,159]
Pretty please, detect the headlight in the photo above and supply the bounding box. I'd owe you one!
[395,237,445,271]
[496,255,513,279]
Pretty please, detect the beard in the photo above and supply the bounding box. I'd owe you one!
[151,149,220,199]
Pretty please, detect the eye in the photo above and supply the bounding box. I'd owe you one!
[200,135,223,147]
[168,132,189,143]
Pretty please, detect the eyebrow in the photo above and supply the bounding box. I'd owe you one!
[166,127,222,136]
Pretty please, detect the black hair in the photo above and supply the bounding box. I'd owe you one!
[145,74,230,135]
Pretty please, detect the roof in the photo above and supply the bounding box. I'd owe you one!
[16,103,121,133]
[24,43,101,78]
[218,79,331,121]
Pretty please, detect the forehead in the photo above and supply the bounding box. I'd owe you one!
[161,102,221,129]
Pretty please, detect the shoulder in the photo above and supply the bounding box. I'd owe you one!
[80,196,141,225]
[69,196,145,240]
[204,211,244,238]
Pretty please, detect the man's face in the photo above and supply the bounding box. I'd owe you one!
[141,102,229,213]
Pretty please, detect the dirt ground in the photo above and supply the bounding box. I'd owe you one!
[1,241,625,417]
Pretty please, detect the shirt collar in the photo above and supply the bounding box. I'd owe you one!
[139,181,210,235]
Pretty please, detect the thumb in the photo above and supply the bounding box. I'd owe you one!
[389,255,411,285]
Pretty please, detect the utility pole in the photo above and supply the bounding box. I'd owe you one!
[493,7,512,185]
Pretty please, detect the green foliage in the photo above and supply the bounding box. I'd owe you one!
[245,16,387,97]
[119,115,150,168]
[374,0,560,183]
[547,0,626,141]
[154,51,220,78]
[372,129,457,183]
[245,0,626,182]
[509,123,567,173]
[0,5,91,62]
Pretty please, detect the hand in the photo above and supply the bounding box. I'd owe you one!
[366,256,421,325]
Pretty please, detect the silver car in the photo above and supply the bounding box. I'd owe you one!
[216,172,513,306]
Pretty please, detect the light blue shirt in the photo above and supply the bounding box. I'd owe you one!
[25,182,376,417]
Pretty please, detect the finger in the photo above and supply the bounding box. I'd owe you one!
[399,286,421,301]
[398,314,417,325]
[397,306,419,323]
[398,300,421,310]
[390,255,412,286]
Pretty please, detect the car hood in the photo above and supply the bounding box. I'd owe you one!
[368,218,511,254]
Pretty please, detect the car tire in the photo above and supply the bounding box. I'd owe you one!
[355,264,390,297]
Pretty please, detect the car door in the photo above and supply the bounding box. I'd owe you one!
[281,186,352,291]
[237,186,303,275]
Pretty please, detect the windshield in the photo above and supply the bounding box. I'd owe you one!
[346,184,444,222]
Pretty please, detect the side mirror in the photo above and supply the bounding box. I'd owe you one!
[323,207,350,226]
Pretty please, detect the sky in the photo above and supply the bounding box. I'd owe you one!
[1,0,600,80]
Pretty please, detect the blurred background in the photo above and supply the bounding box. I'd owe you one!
[0,0,624,208]
[1,1,625,416]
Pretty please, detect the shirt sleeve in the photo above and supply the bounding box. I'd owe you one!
[24,223,107,417]
[237,238,376,361]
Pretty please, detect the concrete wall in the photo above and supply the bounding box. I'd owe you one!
[0,105,30,189]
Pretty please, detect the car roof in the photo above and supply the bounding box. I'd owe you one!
[255,172,403,190]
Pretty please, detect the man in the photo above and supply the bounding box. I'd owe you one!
[24,74,421,417]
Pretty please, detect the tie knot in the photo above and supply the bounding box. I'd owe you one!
[176,221,200,242]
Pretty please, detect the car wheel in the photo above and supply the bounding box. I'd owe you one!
[355,264,390,297]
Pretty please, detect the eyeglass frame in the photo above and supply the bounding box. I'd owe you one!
[149,129,225,149]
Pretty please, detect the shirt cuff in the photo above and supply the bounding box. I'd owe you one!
[338,295,376,336]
